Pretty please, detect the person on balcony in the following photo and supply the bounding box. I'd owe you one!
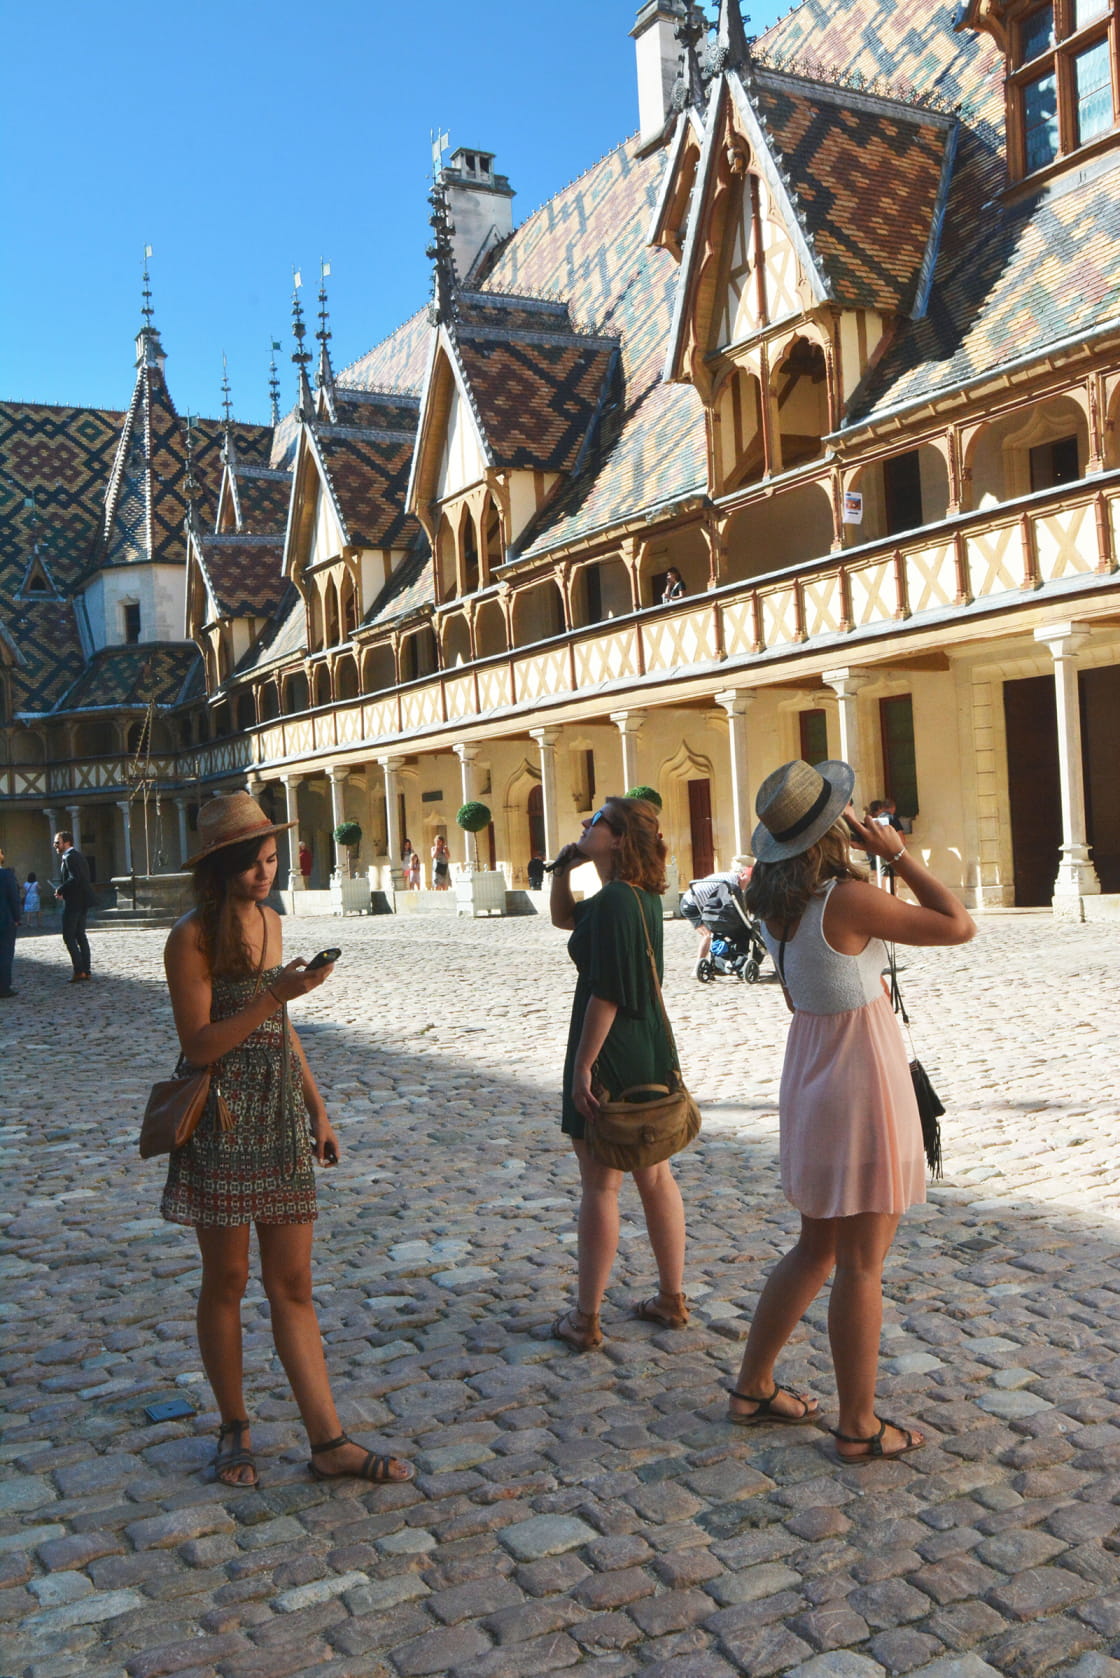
[660,566,686,603]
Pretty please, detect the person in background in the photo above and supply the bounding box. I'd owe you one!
[527,852,546,892]
[298,840,313,884]
[548,796,689,1351]
[726,759,973,1463]
[408,847,422,890]
[432,835,451,890]
[0,846,20,998]
[161,792,414,1491]
[661,566,686,603]
[53,830,94,983]
[680,867,752,971]
[21,871,41,929]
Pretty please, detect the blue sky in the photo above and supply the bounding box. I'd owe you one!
[2,1,783,425]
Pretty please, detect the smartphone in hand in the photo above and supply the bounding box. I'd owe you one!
[305,947,341,972]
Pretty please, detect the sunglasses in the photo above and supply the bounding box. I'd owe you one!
[586,809,620,833]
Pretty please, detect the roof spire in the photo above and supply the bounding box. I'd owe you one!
[136,243,166,369]
[268,338,282,426]
[672,5,709,113]
[315,259,335,394]
[220,352,233,429]
[291,269,315,419]
[426,130,458,323]
[183,413,199,514]
[715,0,751,71]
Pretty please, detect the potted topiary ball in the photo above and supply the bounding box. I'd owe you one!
[333,820,362,877]
[456,801,491,873]
[626,785,662,809]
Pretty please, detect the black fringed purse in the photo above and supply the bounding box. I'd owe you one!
[886,947,945,1179]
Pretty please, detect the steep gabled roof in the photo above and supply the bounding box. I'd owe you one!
[52,642,201,713]
[310,425,423,550]
[195,534,289,620]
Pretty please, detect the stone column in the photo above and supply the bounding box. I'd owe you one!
[66,805,83,853]
[530,727,562,861]
[822,667,871,809]
[282,775,304,891]
[174,797,190,868]
[329,766,350,877]
[715,689,755,862]
[610,710,643,794]
[116,802,134,874]
[453,743,483,869]
[1034,623,1101,911]
[379,756,405,891]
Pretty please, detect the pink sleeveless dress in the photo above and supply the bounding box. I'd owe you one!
[760,881,925,1219]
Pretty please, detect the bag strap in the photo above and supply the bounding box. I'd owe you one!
[626,883,681,1073]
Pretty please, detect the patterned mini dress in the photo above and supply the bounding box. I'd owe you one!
[161,965,317,1227]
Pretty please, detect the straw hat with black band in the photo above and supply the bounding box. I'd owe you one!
[184,792,296,869]
[751,760,856,863]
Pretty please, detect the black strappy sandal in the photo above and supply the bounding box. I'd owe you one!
[829,1415,923,1465]
[726,1383,820,1427]
[215,1418,258,1488]
[308,1431,415,1484]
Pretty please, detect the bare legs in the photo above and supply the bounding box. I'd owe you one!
[569,1141,686,1315]
[732,1210,923,1452]
[195,1221,412,1482]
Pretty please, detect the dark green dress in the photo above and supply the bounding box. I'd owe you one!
[561,881,673,1140]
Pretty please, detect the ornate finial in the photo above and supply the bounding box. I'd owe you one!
[291,270,314,418]
[220,353,233,429]
[268,339,282,426]
[672,5,709,112]
[141,243,155,331]
[714,0,751,72]
[426,129,458,323]
[316,259,335,393]
[184,413,199,512]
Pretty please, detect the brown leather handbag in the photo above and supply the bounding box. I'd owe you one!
[585,885,702,1172]
[139,912,266,1159]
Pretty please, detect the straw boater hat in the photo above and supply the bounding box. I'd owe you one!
[751,759,856,863]
[184,792,295,868]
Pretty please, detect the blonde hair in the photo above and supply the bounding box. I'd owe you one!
[745,819,867,926]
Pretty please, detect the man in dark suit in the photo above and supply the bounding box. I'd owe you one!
[53,829,93,982]
[0,845,20,998]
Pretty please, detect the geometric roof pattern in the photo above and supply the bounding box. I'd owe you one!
[195,535,288,621]
[53,642,201,713]
[310,412,422,551]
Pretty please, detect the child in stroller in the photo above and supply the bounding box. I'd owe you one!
[680,870,768,984]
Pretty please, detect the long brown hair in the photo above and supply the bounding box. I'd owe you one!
[745,819,867,926]
[192,835,269,977]
[602,796,667,895]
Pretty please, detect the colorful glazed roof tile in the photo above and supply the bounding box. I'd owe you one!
[749,71,955,315]
[54,643,201,713]
[195,535,288,620]
[363,547,434,630]
[225,460,292,535]
[310,425,423,551]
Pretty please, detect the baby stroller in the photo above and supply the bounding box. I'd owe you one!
[680,874,768,984]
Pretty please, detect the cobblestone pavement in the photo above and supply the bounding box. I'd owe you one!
[2,908,1119,1678]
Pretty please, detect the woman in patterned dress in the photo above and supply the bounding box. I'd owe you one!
[162,793,414,1491]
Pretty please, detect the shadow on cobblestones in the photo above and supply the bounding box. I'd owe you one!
[2,916,1119,1678]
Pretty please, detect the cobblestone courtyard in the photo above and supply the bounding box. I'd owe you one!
[2,908,1119,1678]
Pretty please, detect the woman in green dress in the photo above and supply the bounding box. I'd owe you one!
[549,796,688,1351]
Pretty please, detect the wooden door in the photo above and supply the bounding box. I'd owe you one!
[1082,665,1120,892]
[1003,675,1060,906]
[688,778,714,879]
[527,784,545,860]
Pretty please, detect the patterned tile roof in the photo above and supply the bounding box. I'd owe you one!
[312,427,423,551]
[750,72,954,315]
[230,465,291,535]
[54,643,201,713]
[363,546,433,630]
[197,535,288,619]
[341,308,432,397]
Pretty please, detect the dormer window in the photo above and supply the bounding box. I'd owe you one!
[1008,0,1117,180]
[123,602,141,644]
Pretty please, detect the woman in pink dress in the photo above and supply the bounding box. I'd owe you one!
[727,760,974,1464]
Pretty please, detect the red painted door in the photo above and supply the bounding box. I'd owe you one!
[688,778,714,879]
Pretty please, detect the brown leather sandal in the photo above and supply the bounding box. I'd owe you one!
[633,1291,690,1329]
[726,1383,820,1427]
[308,1431,415,1483]
[215,1418,258,1488]
[829,1416,923,1465]
[551,1306,603,1352]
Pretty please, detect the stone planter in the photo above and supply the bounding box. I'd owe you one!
[453,869,507,918]
[330,871,372,915]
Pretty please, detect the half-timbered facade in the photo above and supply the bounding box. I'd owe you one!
[3,0,1119,914]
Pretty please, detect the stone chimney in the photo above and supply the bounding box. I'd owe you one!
[631,1,688,148]
[441,149,516,286]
